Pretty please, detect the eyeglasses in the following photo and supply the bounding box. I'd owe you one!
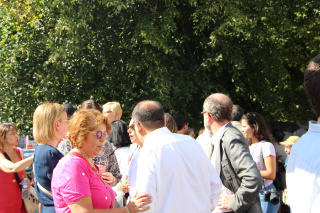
[59,119,69,123]
[8,132,19,136]
[90,131,109,139]
[201,111,207,115]
[128,123,135,130]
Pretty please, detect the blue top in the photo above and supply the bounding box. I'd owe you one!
[33,144,63,206]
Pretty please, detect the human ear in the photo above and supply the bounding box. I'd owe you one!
[206,113,212,123]
[55,120,60,130]
[136,122,143,133]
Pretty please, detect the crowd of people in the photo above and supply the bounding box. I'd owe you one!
[0,54,320,213]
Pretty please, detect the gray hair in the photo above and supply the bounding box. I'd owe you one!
[203,93,233,122]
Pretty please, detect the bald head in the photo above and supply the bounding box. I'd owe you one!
[132,100,165,130]
[203,93,233,122]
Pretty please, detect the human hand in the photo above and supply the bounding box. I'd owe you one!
[121,175,130,193]
[97,165,106,173]
[126,192,152,213]
[101,172,114,184]
[217,195,233,211]
[19,178,31,190]
[27,178,31,190]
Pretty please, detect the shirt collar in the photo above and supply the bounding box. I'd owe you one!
[309,121,320,133]
[211,122,229,144]
[144,127,171,146]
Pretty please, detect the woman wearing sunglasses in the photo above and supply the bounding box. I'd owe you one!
[241,112,279,213]
[120,119,144,199]
[80,100,122,187]
[52,110,152,212]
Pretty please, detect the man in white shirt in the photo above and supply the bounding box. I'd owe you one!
[287,54,320,212]
[129,100,222,213]
[196,127,213,152]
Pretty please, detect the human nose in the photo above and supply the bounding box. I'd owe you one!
[100,133,107,142]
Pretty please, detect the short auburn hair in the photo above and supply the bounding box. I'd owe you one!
[68,110,111,148]
[33,103,66,144]
[0,123,18,152]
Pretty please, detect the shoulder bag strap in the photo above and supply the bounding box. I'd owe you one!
[259,148,264,170]
[35,180,53,197]
[32,153,53,197]
[3,152,22,189]
[259,147,266,189]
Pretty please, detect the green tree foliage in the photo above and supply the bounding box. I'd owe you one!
[0,0,319,136]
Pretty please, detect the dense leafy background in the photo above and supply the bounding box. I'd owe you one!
[1,0,319,136]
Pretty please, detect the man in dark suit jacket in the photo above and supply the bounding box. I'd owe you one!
[203,93,263,212]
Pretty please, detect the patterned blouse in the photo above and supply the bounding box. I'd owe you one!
[57,139,121,186]
[57,139,73,156]
[94,141,122,186]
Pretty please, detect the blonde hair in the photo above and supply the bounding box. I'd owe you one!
[0,123,18,152]
[103,102,122,119]
[33,103,66,144]
[68,110,111,148]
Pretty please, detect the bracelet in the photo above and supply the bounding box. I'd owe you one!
[124,206,130,213]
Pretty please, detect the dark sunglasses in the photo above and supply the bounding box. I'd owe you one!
[90,131,108,139]
[128,123,135,130]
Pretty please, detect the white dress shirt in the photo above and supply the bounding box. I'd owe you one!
[128,127,222,213]
[196,128,213,152]
[209,124,234,213]
[112,146,132,201]
[114,146,131,177]
[287,121,320,213]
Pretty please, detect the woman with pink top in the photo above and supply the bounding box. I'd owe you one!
[52,110,152,213]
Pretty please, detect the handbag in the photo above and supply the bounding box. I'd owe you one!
[3,152,39,213]
[23,186,39,213]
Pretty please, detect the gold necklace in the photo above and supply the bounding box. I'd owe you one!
[76,149,96,172]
